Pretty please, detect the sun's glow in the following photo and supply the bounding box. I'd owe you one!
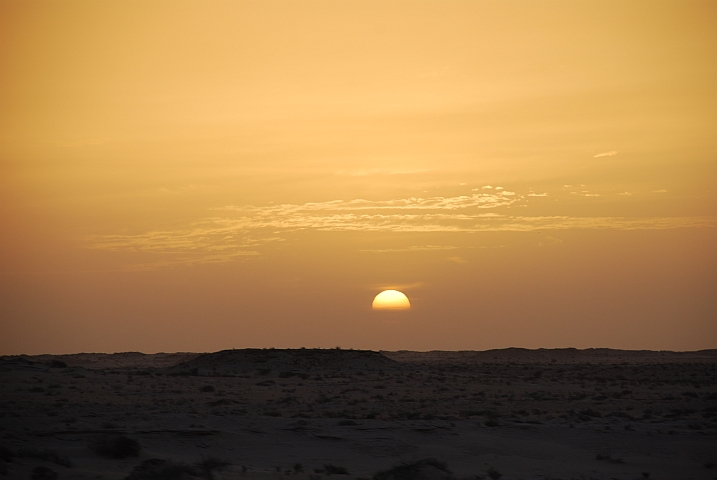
[372,290,411,311]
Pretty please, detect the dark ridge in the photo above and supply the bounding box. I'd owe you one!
[3,352,199,370]
[166,348,401,376]
[382,348,717,365]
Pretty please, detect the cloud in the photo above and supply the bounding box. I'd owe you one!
[653,189,667,193]
[86,189,717,265]
[447,256,467,264]
[219,191,521,214]
[360,245,458,253]
[593,151,618,158]
[334,168,430,176]
[90,214,717,259]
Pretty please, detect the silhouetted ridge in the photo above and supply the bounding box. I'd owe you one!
[167,348,400,376]
[382,348,717,365]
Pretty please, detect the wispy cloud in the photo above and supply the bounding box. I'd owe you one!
[334,168,430,177]
[360,245,458,253]
[219,191,520,214]
[87,189,717,266]
[447,256,467,264]
[593,151,618,158]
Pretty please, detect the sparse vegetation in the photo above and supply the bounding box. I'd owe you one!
[3,348,715,479]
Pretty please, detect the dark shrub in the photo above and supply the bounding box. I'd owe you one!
[199,385,215,393]
[373,459,452,480]
[49,360,67,368]
[0,444,13,462]
[486,468,502,480]
[196,457,230,479]
[324,464,349,475]
[90,434,141,459]
[31,466,58,480]
[125,459,197,480]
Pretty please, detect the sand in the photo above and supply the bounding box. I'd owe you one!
[1,348,715,480]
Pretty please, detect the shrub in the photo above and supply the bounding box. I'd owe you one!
[0,444,14,462]
[90,434,141,459]
[373,459,452,480]
[196,457,230,479]
[324,464,349,475]
[486,468,502,480]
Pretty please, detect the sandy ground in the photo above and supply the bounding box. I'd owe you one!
[1,348,715,480]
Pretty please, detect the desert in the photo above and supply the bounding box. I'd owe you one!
[3,2,716,479]
[1,348,715,480]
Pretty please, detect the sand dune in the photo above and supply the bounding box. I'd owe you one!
[168,349,399,377]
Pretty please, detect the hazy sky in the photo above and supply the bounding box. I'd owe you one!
[1,1,716,354]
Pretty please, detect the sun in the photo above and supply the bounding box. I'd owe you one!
[372,290,411,311]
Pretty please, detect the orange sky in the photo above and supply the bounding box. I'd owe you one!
[1,1,716,354]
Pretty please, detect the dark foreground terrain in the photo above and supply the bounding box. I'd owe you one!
[1,348,716,480]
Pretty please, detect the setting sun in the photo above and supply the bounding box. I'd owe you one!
[372,290,411,311]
